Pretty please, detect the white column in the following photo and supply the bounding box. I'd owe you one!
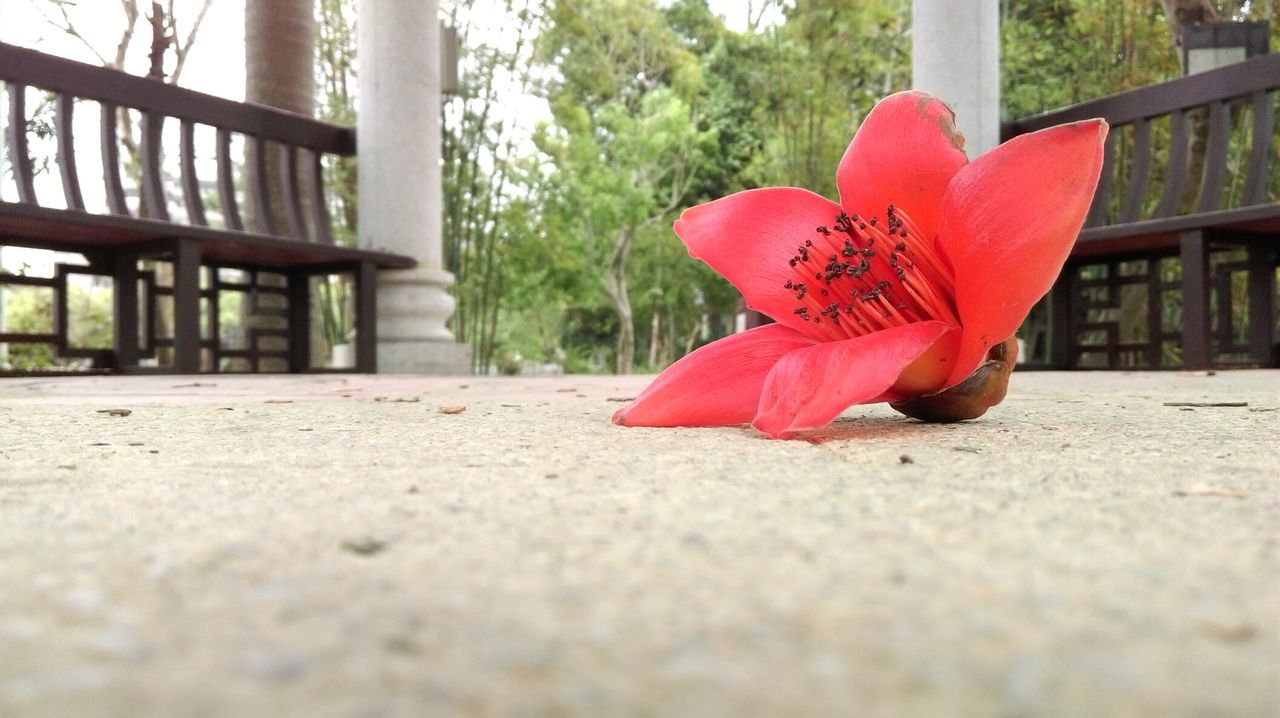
[911,0,1000,157]
[358,0,471,373]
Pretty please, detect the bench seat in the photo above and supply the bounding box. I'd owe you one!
[0,202,412,270]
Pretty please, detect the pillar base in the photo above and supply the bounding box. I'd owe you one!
[372,266,470,374]
[377,338,471,374]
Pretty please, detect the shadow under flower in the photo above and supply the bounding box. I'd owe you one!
[786,415,972,444]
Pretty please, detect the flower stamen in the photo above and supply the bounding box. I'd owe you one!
[783,205,957,340]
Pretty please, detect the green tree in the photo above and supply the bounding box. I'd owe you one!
[537,0,712,374]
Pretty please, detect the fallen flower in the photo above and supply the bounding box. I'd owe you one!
[613,91,1107,439]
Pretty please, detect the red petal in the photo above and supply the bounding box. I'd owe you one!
[751,321,956,439]
[612,323,819,428]
[836,91,968,240]
[674,188,843,339]
[939,120,1108,387]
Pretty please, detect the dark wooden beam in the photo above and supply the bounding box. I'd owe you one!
[172,238,203,374]
[113,254,140,370]
[355,261,377,373]
[1246,244,1277,366]
[1179,230,1212,370]
[288,272,311,372]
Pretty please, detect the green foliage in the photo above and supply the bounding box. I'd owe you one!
[2,280,111,371]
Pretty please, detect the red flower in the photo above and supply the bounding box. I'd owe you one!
[613,91,1107,439]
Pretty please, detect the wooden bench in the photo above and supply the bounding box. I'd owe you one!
[0,42,413,374]
[1005,53,1280,370]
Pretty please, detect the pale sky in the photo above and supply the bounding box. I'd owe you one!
[1,0,777,100]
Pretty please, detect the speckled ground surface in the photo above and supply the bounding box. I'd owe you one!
[1,371,1277,718]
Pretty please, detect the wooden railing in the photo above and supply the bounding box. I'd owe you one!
[1,41,351,243]
[1004,52,1280,230]
[1005,54,1280,371]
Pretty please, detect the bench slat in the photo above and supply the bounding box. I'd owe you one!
[1086,129,1116,227]
[6,82,36,204]
[55,93,85,211]
[140,112,168,220]
[1242,90,1274,206]
[1156,110,1189,218]
[100,104,130,216]
[1197,100,1230,213]
[280,144,308,240]
[248,136,276,235]
[1121,118,1152,224]
[309,150,334,245]
[179,120,207,226]
[216,128,244,231]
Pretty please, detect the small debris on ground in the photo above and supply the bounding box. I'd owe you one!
[392,397,421,403]
[217,407,234,411]
[1247,406,1277,413]
[1200,621,1256,642]
[96,409,132,417]
[555,387,578,393]
[340,537,387,556]
[606,397,635,402]
[264,400,294,404]
[440,405,467,415]
[898,454,914,464]
[57,464,76,470]
[406,486,419,494]
[172,382,215,388]
[951,446,982,454]
[1162,401,1247,408]
[1173,484,1248,499]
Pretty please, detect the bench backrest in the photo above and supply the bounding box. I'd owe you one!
[1003,52,1280,229]
[0,42,351,243]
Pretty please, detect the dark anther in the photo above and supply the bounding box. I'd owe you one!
[784,280,792,289]
[896,242,907,252]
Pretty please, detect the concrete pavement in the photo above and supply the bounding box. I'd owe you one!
[1,370,1277,717]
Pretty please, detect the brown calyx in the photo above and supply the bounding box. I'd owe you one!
[890,336,1019,423]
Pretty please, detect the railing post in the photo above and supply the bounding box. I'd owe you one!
[355,261,377,373]
[1049,266,1074,369]
[287,271,311,372]
[1246,243,1277,366]
[172,238,203,374]
[113,254,140,371]
[1179,230,1212,370]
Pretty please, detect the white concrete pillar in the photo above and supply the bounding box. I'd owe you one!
[911,0,1000,157]
[358,0,471,373]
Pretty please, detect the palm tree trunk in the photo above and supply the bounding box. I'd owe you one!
[244,0,317,370]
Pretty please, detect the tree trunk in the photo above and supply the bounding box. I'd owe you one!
[1160,0,1219,48]
[647,310,660,368]
[244,0,317,370]
[603,226,636,375]
[1160,0,1218,212]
